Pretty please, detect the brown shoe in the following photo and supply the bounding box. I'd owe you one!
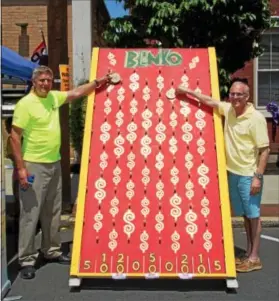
[236,258,262,273]
[235,254,248,266]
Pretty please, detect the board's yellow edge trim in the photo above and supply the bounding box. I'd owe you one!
[208,47,236,278]
[70,47,236,279]
[73,272,230,278]
[70,47,99,276]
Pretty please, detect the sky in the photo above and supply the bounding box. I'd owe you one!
[104,0,128,18]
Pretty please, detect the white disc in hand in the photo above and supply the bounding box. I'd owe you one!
[110,73,121,84]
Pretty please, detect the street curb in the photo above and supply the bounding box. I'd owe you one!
[232,217,279,228]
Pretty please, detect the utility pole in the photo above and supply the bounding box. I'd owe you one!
[47,0,71,211]
[72,0,92,86]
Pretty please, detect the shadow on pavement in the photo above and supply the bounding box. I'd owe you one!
[81,278,226,292]
[6,213,73,286]
[234,246,246,257]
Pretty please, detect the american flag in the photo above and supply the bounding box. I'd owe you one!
[30,30,48,65]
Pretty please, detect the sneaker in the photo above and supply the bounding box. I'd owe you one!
[20,266,36,279]
[45,254,71,265]
[236,258,262,273]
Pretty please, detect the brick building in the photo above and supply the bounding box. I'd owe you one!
[232,0,279,214]
[1,0,110,165]
[234,0,279,154]
[1,0,110,85]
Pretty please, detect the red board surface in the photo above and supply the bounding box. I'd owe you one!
[75,48,230,277]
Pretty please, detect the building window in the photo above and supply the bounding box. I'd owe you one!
[256,26,279,108]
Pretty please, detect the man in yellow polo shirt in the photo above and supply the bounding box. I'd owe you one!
[10,66,118,280]
[176,79,270,273]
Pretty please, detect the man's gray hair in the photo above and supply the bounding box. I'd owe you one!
[32,65,53,81]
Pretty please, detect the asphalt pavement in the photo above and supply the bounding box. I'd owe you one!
[4,228,279,301]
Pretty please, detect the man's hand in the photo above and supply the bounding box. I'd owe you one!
[176,85,188,95]
[250,176,262,195]
[95,74,110,87]
[18,167,29,190]
[66,71,122,103]
[95,72,121,87]
[176,85,195,95]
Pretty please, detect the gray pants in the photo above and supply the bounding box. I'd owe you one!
[19,161,62,267]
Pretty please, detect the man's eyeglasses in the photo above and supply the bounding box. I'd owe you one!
[229,92,247,98]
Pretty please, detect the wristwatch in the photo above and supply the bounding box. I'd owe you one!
[254,173,263,180]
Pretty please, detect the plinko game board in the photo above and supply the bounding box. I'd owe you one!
[69,48,238,289]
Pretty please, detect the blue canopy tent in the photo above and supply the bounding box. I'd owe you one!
[1,46,38,81]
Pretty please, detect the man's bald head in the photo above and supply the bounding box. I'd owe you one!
[230,81,250,95]
[229,78,250,112]
[230,78,250,94]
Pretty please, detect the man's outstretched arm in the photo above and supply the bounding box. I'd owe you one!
[176,86,220,109]
[65,73,113,104]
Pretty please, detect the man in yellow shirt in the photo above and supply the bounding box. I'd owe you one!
[10,66,118,279]
[176,79,270,273]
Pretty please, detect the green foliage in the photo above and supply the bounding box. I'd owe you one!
[103,0,273,96]
[69,80,88,157]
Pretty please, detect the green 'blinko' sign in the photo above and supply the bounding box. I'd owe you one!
[125,49,183,68]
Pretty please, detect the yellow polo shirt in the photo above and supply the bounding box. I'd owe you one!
[218,102,269,176]
[12,91,68,163]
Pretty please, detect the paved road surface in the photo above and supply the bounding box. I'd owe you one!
[5,228,279,301]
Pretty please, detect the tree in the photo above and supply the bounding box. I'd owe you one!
[69,80,88,161]
[103,0,275,96]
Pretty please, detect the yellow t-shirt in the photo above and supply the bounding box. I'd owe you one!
[218,102,269,176]
[12,90,68,163]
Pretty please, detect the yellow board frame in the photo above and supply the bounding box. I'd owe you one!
[70,48,100,275]
[209,47,236,278]
[70,47,236,279]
